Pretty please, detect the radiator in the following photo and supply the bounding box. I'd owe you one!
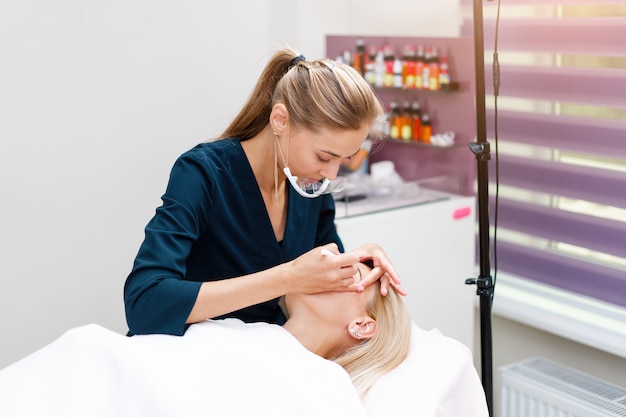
[499,357,626,417]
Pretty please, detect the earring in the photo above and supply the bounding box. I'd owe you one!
[350,328,362,339]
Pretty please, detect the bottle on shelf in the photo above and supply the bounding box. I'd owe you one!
[415,45,426,90]
[374,48,385,87]
[364,45,378,85]
[411,101,422,142]
[387,100,401,139]
[383,45,395,88]
[420,113,432,143]
[402,44,417,89]
[353,38,366,75]
[400,101,413,141]
[393,56,403,89]
[428,46,441,91]
[421,46,432,90]
[342,49,352,66]
[439,55,451,90]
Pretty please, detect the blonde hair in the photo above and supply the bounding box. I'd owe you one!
[220,48,384,140]
[331,283,412,399]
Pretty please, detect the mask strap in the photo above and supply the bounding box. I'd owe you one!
[273,132,279,205]
[274,130,289,172]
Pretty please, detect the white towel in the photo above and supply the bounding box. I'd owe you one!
[0,320,367,417]
[363,323,489,417]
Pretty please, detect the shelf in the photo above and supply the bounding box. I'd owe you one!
[372,83,461,93]
[326,34,476,196]
[377,138,468,149]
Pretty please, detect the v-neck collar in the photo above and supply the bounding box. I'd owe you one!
[231,138,292,258]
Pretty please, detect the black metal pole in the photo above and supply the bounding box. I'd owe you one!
[465,0,494,416]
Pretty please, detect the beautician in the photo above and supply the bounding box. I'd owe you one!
[124,48,405,336]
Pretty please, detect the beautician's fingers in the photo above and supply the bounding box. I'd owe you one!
[371,254,401,286]
[352,243,402,286]
[379,273,390,296]
[359,267,408,296]
[384,273,408,296]
[287,245,360,294]
[357,266,384,292]
[322,251,363,283]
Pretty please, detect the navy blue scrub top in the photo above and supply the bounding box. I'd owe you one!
[124,138,343,336]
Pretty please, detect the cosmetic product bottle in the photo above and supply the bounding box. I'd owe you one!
[420,113,432,143]
[387,100,400,140]
[411,101,422,142]
[353,38,366,75]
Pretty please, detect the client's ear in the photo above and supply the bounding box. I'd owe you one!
[348,318,377,341]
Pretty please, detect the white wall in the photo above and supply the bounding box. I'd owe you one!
[0,0,273,367]
[0,0,460,368]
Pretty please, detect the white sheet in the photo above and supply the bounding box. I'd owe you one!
[0,320,488,417]
[364,323,489,417]
[0,320,367,417]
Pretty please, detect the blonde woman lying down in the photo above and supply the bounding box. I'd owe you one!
[0,256,412,417]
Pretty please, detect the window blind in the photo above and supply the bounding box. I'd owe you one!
[461,1,626,308]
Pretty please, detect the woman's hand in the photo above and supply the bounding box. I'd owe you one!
[285,244,362,294]
[350,243,407,296]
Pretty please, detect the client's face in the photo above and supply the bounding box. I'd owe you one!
[287,263,376,325]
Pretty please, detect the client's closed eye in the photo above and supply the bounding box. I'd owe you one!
[354,266,363,284]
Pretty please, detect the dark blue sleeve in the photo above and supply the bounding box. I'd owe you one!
[124,153,210,336]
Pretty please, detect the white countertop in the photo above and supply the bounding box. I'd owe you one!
[333,182,453,218]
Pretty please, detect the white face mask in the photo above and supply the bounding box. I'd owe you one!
[282,166,347,198]
[275,133,347,198]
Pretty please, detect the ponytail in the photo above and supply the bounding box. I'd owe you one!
[220,49,295,140]
[220,48,383,141]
